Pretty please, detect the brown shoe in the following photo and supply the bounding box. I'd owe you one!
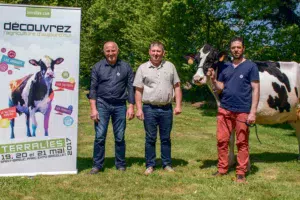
[89,167,101,175]
[235,174,247,183]
[212,171,226,177]
[164,166,175,173]
[144,167,154,176]
[117,167,126,172]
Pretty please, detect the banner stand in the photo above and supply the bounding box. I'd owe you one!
[0,4,81,177]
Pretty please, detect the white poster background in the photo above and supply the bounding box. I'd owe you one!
[0,4,81,176]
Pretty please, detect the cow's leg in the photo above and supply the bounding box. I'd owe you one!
[44,102,52,136]
[228,130,235,167]
[30,108,37,137]
[10,118,15,139]
[9,100,15,139]
[228,129,251,171]
[290,121,300,160]
[26,113,31,137]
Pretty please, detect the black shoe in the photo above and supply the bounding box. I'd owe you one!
[212,171,226,177]
[90,167,101,174]
[117,167,126,172]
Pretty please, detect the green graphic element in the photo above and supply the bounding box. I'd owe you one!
[0,139,66,154]
[26,7,51,18]
[62,71,70,79]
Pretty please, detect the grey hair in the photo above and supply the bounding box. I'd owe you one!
[149,41,164,51]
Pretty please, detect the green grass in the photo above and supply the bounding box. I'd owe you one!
[1,90,300,200]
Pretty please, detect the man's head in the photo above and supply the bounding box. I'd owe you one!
[230,37,245,60]
[149,41,165,67]
[103,41,119,65]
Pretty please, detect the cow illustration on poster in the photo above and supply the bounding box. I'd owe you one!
[9,56,64,139]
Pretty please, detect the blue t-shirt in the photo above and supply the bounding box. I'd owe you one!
[218,60,259,113]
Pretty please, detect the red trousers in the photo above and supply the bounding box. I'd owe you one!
[216,107,249,175]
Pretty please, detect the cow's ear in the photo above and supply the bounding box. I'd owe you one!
[218,51,227,62]
[54,58,64,65]
[184,55,195,65]
[29,59,39,66]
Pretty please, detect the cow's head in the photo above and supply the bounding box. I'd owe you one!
[190,44,225,86]
[29,56,64,82]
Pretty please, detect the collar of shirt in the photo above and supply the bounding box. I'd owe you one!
[147,60,166,69]
[104,58,120,67]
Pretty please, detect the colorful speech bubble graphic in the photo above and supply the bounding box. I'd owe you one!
[62,71,69,79]
[0,119,10,128]
[0,62,8,72]
[54,105,73,115]
[8,50,16,58]
[63,116,74,126]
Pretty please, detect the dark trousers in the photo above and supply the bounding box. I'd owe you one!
[143,104,173,168]
[93,99,126,169]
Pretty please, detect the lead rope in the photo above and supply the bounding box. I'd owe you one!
[235,118,261,144]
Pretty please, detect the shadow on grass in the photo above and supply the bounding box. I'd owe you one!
[77,157,188,172]
[251,152,298,163]
[260,123,293,130]
[198,152,298,175]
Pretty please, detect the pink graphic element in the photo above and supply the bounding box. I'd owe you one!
[8,70,13,75]
[1,48,6,53]
[8,50,16,58]
[0,62,8,72]
[54,88,64,92]
[55,81,75,90]
[54,105,73,115]
[0,107,17,120]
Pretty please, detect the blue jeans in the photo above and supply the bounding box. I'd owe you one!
[143,104,173,168]
[93,99,126,169]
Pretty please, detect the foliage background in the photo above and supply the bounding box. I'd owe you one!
[1,0,300,101]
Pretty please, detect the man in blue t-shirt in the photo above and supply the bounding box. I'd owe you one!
[207,37,260,183]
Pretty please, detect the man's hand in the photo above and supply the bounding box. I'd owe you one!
[247,112,256,124]
[126,106,135,120]
[136,109,144,121]
[90,109,99,122]
[206,68,216,81]
[174,106,182,115]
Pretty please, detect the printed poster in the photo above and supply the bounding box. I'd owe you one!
[0,4,81,176]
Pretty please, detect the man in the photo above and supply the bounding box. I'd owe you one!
[207,37,260,183]
[89,41,135,174]
[134,41,182,175]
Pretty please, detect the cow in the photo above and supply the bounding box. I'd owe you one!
[9,56,64,139]
[189,44,300,167]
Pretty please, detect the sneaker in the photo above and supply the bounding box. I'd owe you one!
[164,166,175,172]
[144,167,154,176]
[117,167,126,172]
[212,171,226,177]
[235,174,247,183]
[90,167,101,175]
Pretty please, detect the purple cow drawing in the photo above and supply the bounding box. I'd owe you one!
[9,56,64,139]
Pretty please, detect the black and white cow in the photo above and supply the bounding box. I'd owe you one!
[9,56,64,139]
[189,44,300,165]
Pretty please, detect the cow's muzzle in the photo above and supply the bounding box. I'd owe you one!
[193,75,205,86]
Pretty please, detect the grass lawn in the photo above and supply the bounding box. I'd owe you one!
[1,90,300,200]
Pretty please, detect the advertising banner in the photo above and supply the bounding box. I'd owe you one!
[0,4,81,176]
